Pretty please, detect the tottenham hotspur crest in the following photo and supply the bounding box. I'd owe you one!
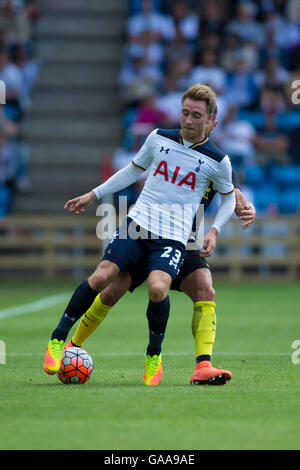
[195,159,204,172]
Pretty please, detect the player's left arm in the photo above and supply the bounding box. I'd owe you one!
[234,188,256,229]
[231,170,256,229]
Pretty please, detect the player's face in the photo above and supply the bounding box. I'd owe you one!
[180,98,213,142]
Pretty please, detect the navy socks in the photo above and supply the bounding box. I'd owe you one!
[146,296,170,356]
[51,280,98,341]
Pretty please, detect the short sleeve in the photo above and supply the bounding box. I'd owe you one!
[131,129,157,171]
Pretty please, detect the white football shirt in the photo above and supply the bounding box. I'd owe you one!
[127,128,234,245]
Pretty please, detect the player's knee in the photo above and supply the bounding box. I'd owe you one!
[101,284,125,306]
[100,289,117,306]
[194,285,215,302]
[89,268,115,292]
[89,261,119,292]
[88,272,108,292]
[148,281,168,303]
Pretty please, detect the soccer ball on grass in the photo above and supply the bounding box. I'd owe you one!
[57,347,94,384]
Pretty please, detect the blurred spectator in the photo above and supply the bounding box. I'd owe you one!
[225,53,259,109]
[164,29,195,68]
[0,0,32,46]
[127,0,175,43]
[220,32,243,72]
[169,0,199,42]
[129,0,163,15]
[0,103,29,191]
[198,0,225,37]
[155,74,182,125]
[165,56,192,91]
[0,48,24,121]
[259,85,288,115]
[200,31,222,55]
[286,0,300,23]
[119,52,164,105]
[120,0,300,213]
[254,56,290,89]
[0,103,18,137]
[24,0,41,33]
[226,2,265,47]
[0,0,40,216]
[255,113,291,166]
[189,48,226,92]
[259,29,289,70]
[0,123,20,215]
[239,40,260,72]
[214,106,257,170]
[10,42,39,109]
[131,90,176,134]
[264,7,300,53]
[126,30,164,68]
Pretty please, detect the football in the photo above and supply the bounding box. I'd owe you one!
[57,347,94,384]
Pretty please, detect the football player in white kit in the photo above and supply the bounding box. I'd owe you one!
[43,84,236,385]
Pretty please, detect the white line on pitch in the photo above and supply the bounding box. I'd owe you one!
[0,292,71,320]
[5,351,290,357]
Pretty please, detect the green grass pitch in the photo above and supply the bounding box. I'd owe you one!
[0,279,299,450]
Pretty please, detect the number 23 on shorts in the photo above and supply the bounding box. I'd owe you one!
[161,246,182,269]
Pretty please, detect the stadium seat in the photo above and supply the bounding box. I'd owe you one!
[270,166,300,189]
[237,111,265,129]
[253,186,280,213]
[279,189,300,214]
[276,112,300,132]
[0,186,12,218]
[245,166,265,186]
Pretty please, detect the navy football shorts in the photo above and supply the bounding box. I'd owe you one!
[128,250,210,293]
[102,217,186,280]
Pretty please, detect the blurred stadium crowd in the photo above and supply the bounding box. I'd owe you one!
[0,0,40,216]
[0,0,299,219]
[111,0,300,215]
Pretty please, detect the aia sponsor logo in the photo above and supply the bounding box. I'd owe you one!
[153,160,196,190]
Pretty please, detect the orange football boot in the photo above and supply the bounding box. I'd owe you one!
[190,360,232,385]
[64,339,76,350]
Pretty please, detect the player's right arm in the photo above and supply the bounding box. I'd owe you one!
[64,130,157,214]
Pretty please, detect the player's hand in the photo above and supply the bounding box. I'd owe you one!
[64,191,97,214]
[237,202,256,230]
[200,228,218,257]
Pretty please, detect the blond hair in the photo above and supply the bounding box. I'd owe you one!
[181,84,217,116]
